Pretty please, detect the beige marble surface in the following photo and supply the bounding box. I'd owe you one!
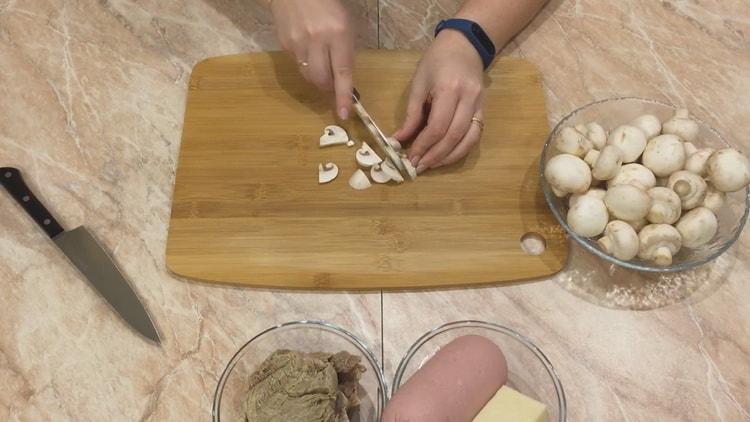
[0,0,748,421]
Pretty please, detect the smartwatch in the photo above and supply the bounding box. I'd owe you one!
[435,18,496,70]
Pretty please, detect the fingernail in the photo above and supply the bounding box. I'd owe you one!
[338,107,349,120]
[416,164,427,174]
[411,155,421,166]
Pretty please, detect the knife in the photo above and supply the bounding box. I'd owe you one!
[1,167,161,344]
[351,88,410,177]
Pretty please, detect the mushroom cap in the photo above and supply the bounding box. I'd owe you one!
[705,148,750,192]
[318,162,339,184]
[646,187,682,224]
[630,114,662,139]
[348,169,372,190]
[592,145,623,181]
[355,142,383,167]
[584,149,600,168]
[684,148,714,176]
[320,125,349,147]
[676,207,718,248]
[638,224,682,266]
[569,188,607,208]
[626,218,648,232]
[604,184,652,221]
[545,154,592,195]
[608,125,647,163]
[668,170,707,210]
[598,220,639,260]
[642,135,686,177]
[555,127,593,157]
[683,142,698,157]
[567,195,609,237]
[370,164,392,183]
[702,186,725,213]
[585,122,607,150]
[662,108,699,142]
[607,163,656,190]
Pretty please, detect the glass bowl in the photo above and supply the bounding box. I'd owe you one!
[541,97,750,272]
[213,320,387,422]
[392,321,566,422]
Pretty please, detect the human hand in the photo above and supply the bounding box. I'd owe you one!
[270,0,354,119]
[393,30,486,173]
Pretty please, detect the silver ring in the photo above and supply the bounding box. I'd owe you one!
[471,116,485,131]
[298,61,309,67]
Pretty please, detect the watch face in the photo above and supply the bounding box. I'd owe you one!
[470,23,494,53]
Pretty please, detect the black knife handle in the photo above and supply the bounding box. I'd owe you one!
[1,167,65,238]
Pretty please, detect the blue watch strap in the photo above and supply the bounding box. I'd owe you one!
[435,18,496,70]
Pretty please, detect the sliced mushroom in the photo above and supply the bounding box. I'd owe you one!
[567,195,609,237]
[684,148,714,176]
[370,163,392,183]
[346,139,356,147]
[705,148,750,192]
[586,122,607,150]
[381,159,405,184]
[630,114,662,139]
[348,169,372,190]
[642,135,686,177]
[607,164,656,191]
[545,154,592,196]
[701,185,725,213]
[356,142,383,167]
[646,187,682,224]
[668,170,707,210]
[401,157,418,180]
[591,145,623,181]
[638,224,682,267]
[598,220,639,260]
[555,126,593,157]
[662,108,699,142]
[604,184,652,221]
[386,137,402,152]
[318,163,339,184]
[320,125,349,147]
[676,207,718,248]
[607,125,647,163]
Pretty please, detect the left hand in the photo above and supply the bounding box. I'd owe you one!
[393,30,486,173]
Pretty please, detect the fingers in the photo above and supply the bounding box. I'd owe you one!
[434,113,483,168]
[306,42,333,91]
[406,91,459,166]
[330,34,354,120]
[417,95,476,169]
[393,77,429,143]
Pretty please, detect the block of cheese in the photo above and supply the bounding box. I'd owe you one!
[473,386,549,422]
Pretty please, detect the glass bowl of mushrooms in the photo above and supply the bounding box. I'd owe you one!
[540,97,750,272]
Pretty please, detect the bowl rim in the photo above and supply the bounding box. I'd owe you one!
[391,320,567,422]
[540,96,750,272]
[212,319,388,422]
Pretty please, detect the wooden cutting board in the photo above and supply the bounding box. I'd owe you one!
[166,51,568,289]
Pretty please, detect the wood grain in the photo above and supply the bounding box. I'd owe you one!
[166,51,568,289]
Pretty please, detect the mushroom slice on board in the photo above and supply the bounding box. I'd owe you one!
[320,125,349,147]
[318,163,339,184]
[348,169,372,190]
[370,163,392,184]
[356,142,383,167]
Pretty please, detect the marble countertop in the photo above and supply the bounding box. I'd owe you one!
[1,0,748,421]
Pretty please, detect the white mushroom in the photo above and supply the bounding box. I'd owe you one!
[401,157,418,180]
[608,125,647,163]
[569,188,607,208]
[638,224,682,267]
[386,137,402,152]
[567,195,609,237]
[545,154,592,195]
[684,148,714,176]
[356,142,383,167]
[370,164,392,183]
[683,142,698,157]
[607,164,656,190]
[627,218,648,232]
[381,160,404,184]
[642,134,686,177]
[348,169,372,190]
[630,114,662,139]
[676,207,718,248]
[319,125,349,147]
[586,122,607,150]
[583,149,600,167]
[668,170,707,210]
[591,145,623,181]
[346,139,356,147]
[705,148,750,192]
[662,108,699,142]
[318,163,339,184]
[555,126,593,157]
[701,185,725,213]
[598,220,639,260]
[646,187,682,224]
[604,184,652,221]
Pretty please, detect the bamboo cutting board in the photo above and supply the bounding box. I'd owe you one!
[166,51,568,289]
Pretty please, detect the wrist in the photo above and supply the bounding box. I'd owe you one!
[434,18,496,70]
[434,28,485,71]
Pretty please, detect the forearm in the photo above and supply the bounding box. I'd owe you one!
[454,0,548,50]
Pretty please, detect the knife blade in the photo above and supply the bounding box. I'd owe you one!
[351,88,409,176]
[1,167,160,344]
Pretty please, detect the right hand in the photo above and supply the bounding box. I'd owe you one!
[270,0,354,120]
